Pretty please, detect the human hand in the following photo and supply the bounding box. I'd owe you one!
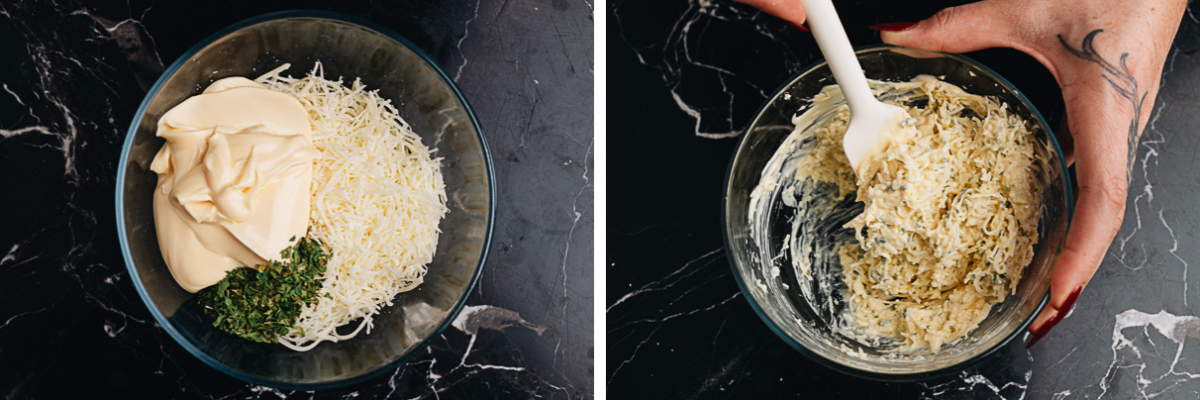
[732,0,807,29]
[872,0,1187,347]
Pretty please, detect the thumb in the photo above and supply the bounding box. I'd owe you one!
[878,1,1016,53]
[1026,83,1135,347]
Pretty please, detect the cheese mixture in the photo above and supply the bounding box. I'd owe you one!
[771,76,1041,353]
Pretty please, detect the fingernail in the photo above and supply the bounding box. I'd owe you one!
[789,22,809,32]
[1024,309,1055,349]
[869,22,916,32]
[1026,286,1083,348]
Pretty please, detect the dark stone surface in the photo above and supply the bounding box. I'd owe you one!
[0,0,593,398]
[608,0,1200,398]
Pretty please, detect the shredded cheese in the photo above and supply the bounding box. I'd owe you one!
[256,63,449,351]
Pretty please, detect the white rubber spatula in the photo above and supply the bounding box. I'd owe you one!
[799,0,910,180]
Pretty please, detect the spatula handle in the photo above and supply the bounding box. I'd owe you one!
[799,0,874,111]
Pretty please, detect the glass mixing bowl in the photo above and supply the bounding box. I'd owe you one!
[723,46,1072,381]
[114,11,495,389]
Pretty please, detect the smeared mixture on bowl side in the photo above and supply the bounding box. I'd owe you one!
[775,76,1041,352]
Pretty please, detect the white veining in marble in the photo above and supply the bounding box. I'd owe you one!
[1,244,19,265]
[607,247,723,312]
[453,0,483,83]
[614,0,791,139]
[607,246,742,386]
[919,368,1032,400]
[561,139,594,318]
[1098,310,1200,398]
[914,349,1034,400]
[2,83,25,105]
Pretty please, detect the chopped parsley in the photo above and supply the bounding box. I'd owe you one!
[197,237,330,343]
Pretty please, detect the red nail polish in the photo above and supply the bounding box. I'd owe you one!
[1026,286,1083,348]
[868,22,916,32]
[789,22,810,32]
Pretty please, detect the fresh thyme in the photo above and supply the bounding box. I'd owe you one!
[197,236,330,343]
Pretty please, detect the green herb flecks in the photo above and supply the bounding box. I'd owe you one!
[197,237,330,343]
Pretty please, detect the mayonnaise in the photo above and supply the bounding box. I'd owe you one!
[150,77,320,293]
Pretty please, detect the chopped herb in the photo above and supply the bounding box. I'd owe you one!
[197,237,330,343]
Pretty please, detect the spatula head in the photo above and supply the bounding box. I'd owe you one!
[843,103,911,180]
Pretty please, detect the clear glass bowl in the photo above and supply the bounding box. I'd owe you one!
[723,46,1072,381]
[114,11,495,389]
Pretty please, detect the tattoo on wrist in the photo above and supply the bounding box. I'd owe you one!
[1058,29,1147,183]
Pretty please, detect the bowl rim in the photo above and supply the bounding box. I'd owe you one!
[721,44,1073,382]
[114,9,496,390]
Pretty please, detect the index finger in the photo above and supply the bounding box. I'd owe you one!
[733,0,807,26]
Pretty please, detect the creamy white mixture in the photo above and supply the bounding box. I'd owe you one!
[150,77,320,293]
[754,76,1041,353]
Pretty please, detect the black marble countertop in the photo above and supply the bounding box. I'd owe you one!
[609,0,1200,398]
[0,0,592,398]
